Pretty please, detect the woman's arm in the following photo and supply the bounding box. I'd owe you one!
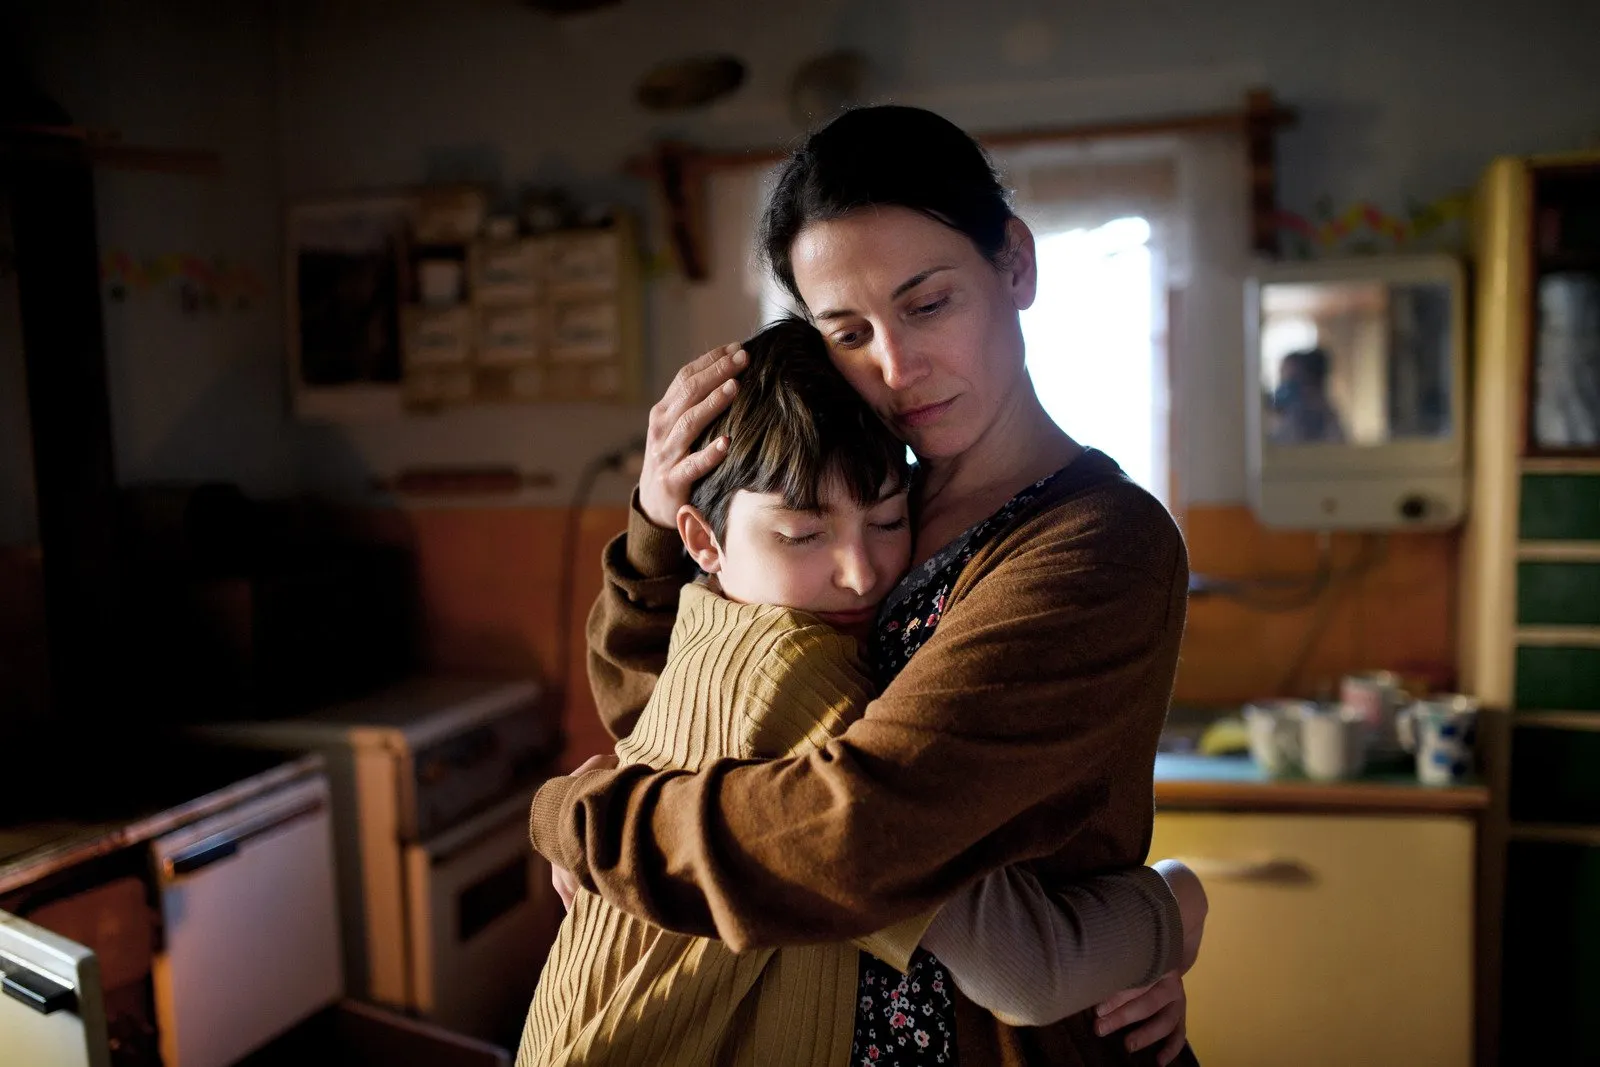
[585,492,694,742]
[532,502,1188,951]
[923,863,1200,1028]
[588,341,747,739]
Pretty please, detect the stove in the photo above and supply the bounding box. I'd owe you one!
[193,674,562,1046]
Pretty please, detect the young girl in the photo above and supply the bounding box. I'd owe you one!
[519,318,1204,1067]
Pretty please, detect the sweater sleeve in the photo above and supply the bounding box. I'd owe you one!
[530,510,1186,951]
[585,488,696,743]
[921,865,1183,1027]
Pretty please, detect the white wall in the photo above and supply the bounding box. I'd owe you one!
[275,0,1600,505]
[12,0,296,505]
[12,0,1600,514]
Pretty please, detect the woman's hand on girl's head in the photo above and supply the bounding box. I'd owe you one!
[639,342,749,528]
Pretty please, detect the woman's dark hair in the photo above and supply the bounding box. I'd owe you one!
[688,317,909,542]
[761,105,1016,306]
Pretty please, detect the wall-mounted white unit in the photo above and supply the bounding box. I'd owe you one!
[1245,253,1468,530]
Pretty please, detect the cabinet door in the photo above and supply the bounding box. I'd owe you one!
[1149,812,1473,1067]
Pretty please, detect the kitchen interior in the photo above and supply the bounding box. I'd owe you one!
[1,1,1598,1065]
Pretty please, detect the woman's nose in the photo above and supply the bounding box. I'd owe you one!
[833,542,877,597]
[874,327,930,391]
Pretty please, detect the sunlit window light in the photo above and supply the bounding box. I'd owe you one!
[1021,216,1162,498]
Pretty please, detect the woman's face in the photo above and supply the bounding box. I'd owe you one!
[788,207,1038,461]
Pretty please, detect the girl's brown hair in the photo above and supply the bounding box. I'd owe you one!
[689,317,909,541]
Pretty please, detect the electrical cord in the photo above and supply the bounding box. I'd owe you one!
[1188,532,1343,612]
[1274,533,1388,696]
[554,439,645,706]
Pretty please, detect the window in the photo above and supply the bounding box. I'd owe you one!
[1022,215,1166,502]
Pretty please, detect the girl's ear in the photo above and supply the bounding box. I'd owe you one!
[677,504,723,573]
[1002,217,1038,312]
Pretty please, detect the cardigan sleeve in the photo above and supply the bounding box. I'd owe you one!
[921,865,1183,1026]
[530,504,1187,952]
[584,489,696,743]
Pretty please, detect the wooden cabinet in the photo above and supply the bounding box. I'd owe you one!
[1460,151,1600,1064]
[1151,811,1474,1067]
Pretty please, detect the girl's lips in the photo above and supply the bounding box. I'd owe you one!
[895,397,956,429]
[815,607,877,626]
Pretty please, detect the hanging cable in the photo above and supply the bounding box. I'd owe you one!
[554,439,645,707]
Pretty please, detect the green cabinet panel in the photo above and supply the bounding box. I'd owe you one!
[1509,725,1600,823]
[1518,563,1600,625]
[1502,840,1600,1065]
[1520,474,1600,540]
[1515,646,1600,710]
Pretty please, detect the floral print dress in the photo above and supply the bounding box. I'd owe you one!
[849,463,1073,1067]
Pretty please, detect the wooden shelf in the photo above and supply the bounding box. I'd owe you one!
[1,123,221,175]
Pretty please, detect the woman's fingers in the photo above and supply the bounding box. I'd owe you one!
[665,376,740,457]
[658,343,745,426]
[1094,973,1179,1036]
[1123,999,1183,1055]
[639,343,747,527]
[671,435,731,486]
[1093,984,1144,1019]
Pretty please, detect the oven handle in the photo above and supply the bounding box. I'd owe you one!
[161,797,327,881]
[0,956,77,1016]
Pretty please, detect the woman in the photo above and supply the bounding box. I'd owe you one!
[532,106,1197,1067]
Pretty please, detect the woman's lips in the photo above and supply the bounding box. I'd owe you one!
[894,397,956,429]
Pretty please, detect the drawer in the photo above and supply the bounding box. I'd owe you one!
[549,299,619,361]
[405,367,475,406]
[473,365,545,403]
[545,231,620,296]
[1514,645,1600,710]
[476,306,542,366]
[471,240,544,305]
[1518,561,1600,624]
[1148,812,1473,1067]
[402,307,473,368]
[1509,724,1600,823]
[1502,839,1600,1065]
[1520,473,1600,541]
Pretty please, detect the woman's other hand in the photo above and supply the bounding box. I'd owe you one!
[550,754,620,910]
[1094,971,1188,1065]
[1089,858,1205,1063]
[639,342,748,527]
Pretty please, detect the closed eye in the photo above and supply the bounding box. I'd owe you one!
[872,517,909,532]
[775,531,821,546]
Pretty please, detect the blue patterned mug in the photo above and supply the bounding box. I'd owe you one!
[1398,695,1480,786]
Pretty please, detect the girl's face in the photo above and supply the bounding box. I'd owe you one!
[788,207,1038,461]
[679,478,912,642]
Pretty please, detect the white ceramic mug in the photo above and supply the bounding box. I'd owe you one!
[1300,705,1368,781]
[1243,700,1313,776]
[1398,695,1480,786]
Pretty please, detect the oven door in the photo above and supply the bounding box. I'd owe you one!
[403,788,558,1046]
[0,910,110,1067]
[151,775,343,1067]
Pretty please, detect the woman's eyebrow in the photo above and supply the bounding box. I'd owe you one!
[814,266,955,321]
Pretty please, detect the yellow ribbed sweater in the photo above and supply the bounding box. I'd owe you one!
[518,583,928,1067]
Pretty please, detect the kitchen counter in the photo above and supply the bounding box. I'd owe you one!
[0,733,325,895]
[1154,753,1489,815]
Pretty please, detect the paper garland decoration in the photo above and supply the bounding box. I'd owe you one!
[101,250,268,311]
[1274,191,1473,258]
